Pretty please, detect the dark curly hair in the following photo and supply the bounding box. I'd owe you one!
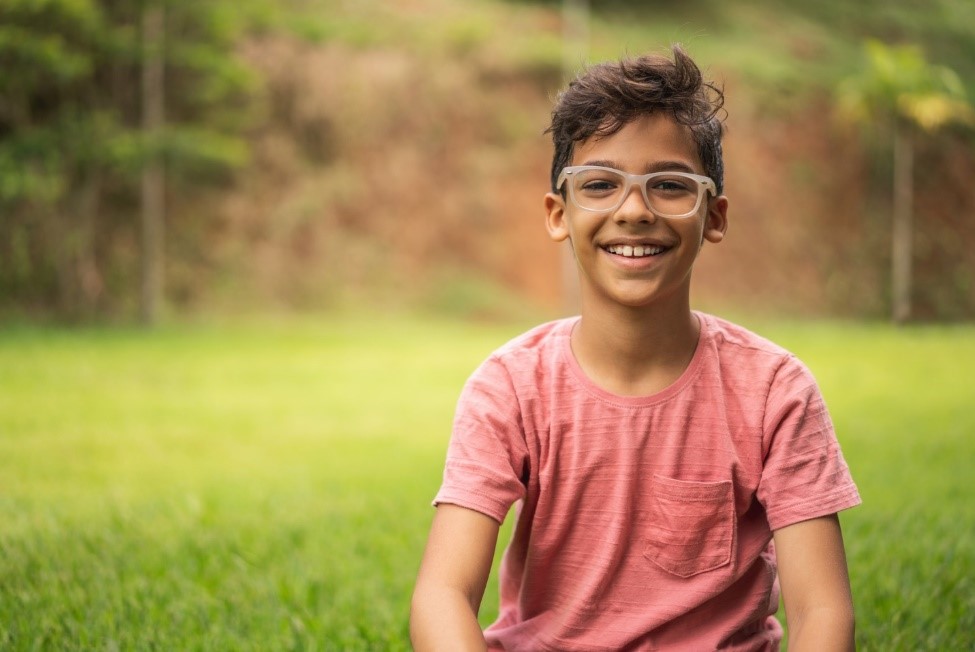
[546,45,726,195]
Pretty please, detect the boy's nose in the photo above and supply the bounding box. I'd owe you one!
[614,185,656,224]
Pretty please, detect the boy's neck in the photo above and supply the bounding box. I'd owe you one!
[572,300,701,397]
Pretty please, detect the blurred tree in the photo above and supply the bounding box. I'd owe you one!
[141,1,164,325]
[838,39,975,323]
[0,0,256,321]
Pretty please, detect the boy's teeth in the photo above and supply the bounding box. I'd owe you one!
[607,244,664,257]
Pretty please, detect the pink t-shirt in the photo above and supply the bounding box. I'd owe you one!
[434,313,861,651]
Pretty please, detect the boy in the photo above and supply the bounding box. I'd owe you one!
[411,46,860,651]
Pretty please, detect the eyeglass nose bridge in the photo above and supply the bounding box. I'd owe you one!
[615,174,656,215]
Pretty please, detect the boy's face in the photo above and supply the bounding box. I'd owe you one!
[544,113,728,311]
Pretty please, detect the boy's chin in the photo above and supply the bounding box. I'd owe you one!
[591,280,690,311]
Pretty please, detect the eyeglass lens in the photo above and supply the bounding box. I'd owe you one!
[569,169,703,216]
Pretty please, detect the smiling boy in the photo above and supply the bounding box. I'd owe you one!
[411,46,860,651]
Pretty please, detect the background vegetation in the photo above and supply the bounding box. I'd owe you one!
[1,0,973,322]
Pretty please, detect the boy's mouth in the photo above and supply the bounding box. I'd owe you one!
[603,244,669,258]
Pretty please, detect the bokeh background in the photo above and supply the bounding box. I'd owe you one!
[2,0,974,323]
[2,1,974,650]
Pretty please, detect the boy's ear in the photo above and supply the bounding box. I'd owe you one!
[544,192,570,242]
[703,195,729,244]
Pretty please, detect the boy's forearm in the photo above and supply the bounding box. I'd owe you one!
[786,606,855,652]
[411,505,498,651]
[410,585,487,652]
[774,515,855,652]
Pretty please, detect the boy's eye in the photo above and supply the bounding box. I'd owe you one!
[650,178,694,193]
[579,179,620,193]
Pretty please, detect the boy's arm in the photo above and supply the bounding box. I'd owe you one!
[773,514,855,652]
[411,504,500,652]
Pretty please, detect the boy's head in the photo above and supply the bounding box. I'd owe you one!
[547,45,725,195]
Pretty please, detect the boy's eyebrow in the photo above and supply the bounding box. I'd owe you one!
[580,159,623,169]
[581,159,699,174]
[646,160,698,174]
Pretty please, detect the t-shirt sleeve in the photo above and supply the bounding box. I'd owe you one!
[757,356,861,531]
[433,355,530,524]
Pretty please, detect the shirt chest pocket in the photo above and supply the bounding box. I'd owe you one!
[643,474,736,578]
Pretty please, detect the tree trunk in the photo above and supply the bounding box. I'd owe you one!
[53,173,102,320]
[891,123,913,323]
[76,172,104,316]
[140,4,165,326]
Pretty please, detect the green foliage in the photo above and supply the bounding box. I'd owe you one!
[0,316,972,649]
[0,0,263,317]
[742,0,975,99]
[548,0,975,112]
[2,0,974,320]
[838,39,975,131]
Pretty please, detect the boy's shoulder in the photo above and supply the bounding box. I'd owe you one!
[491,317,576,360]
[699,312,814,384]
[700,312,792,358]
[473,318,575,384]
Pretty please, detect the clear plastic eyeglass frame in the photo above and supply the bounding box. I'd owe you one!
[557,165,717,218]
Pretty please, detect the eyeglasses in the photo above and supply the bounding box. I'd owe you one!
[557,165,717,218]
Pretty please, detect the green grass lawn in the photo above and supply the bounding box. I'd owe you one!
[1,314,973,650]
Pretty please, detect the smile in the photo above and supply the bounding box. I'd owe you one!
[604,244,668,258]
